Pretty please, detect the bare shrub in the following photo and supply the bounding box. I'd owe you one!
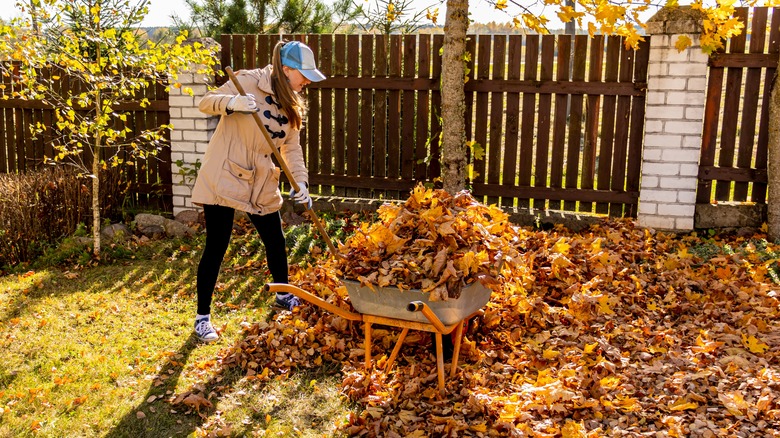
[0,166,127,267]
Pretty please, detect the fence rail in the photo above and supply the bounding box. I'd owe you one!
[221,32,650,217]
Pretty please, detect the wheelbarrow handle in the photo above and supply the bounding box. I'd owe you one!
[407,301,446,334]
[265,283,362,321]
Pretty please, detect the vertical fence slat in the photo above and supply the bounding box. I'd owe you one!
[429,34,444,180]
[7,64,18,173]
[472,35,491,193]
[487,34,506,206]
[715,7,749,201]
[401,35,416,184]
[464,35,476,176]
[550,35,571,211]
[258,34,272,67]
[232,35,245,71]
[319,34,333,196]
[564,35,588,212]
[518,35,539,210]
[415,34,431,182]
[346,35,360,197]
[754,7,780,203]
[157,80,173,210]
[220,34,232,83]
[626,38,650,216]
[609,43,635,216]
[733,8,767,201]
[697,52,725,203]
[374,35,388,185]
[581,35,604,213]
[534,35,555,210]
[595,36,620,214]
[333,34,346,197]
[0,66,9,173]
[360,34,374,198]
[307,35,321,179]
[502,34,522,207]
[245,35,257,69]
[387,35,402,198]
[19,103,30,172]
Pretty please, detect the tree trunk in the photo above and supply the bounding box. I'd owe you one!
[768,57,780,240]
[93,17,102,256]
[440,0,468,194]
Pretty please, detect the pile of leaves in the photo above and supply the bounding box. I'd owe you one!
[174,187,780,437]
[334,184,524,300]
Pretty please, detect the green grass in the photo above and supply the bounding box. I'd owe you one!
[0,220,355,437]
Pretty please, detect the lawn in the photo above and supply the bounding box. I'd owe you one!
[0,216,356,437]
[2,196,780,437]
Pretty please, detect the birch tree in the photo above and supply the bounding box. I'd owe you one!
[0,0,218,254]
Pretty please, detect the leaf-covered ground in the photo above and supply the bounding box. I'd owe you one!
[179,190,780,437]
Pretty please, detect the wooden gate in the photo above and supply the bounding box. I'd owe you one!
[221,33,649,217]
[698,6,779,206]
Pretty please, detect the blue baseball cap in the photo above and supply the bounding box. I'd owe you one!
[280,41,326,82]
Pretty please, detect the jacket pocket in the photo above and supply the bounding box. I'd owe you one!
[253,166,282,209]
[220,159,255,204]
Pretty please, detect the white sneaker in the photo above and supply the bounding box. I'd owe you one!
[194,317,219,343]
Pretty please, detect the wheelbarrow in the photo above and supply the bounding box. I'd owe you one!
[264,280,492,395]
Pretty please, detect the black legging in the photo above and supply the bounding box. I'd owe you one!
[197,204,288,315]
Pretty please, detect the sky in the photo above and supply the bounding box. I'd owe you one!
[0,0,547,28]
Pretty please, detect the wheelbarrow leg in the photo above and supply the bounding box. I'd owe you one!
[434,332,445,394]
[364,322,372,369]
[385,327,409,373]
[450,320,465,378]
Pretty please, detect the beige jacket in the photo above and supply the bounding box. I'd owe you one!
[191,65,308,215]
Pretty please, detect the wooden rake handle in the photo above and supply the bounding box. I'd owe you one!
[224,66,339,259]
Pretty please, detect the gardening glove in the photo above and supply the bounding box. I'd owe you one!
[289,183,312,209]
[226,94,258,113]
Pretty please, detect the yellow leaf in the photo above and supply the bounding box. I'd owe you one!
[552,238,570,254]
[675,35,692,52]
[469,423,488,432]
[600,376,620,389]
[561,420,586,438]
[741,334,769,354]
[583,342,599,354]
[669,398,698,411]
[719,390,749,417]
[649,345,667,354]
[543,348,560,360]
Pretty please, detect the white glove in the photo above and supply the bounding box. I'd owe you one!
[289,183,312,209]
[227,94,258,113]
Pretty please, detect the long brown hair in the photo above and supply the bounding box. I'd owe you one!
[271,40,305,131]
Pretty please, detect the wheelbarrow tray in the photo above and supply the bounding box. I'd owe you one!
[342,279,491,326]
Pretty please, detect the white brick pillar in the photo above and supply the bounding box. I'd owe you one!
[638,7,708,231]
[169,63,219,216]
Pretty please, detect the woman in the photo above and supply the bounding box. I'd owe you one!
[190,40,326,342]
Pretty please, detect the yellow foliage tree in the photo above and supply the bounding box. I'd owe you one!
[0,0,218,254]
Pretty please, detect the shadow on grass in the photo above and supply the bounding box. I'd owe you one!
[102,332,248,438]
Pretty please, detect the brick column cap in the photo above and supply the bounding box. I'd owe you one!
[647,6,705,35]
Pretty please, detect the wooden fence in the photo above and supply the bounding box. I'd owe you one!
[221,33,650,217]
[0,66,172,211]
[698,6,779,206]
